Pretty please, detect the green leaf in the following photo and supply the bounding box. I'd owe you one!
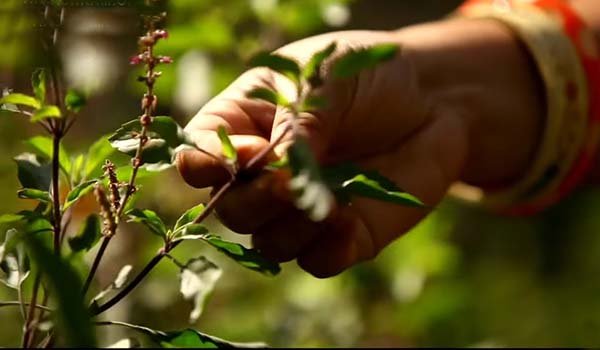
[303,42,337,85]
[246,87,289,106]
[0,214,25,225]
[24,233,96,347]
[14,153,52,191]
[179,257,222,323]
[109,116,189,166]
[63,180,99,210]
[302,95,328,111]
[323,163,424,207]
[31,105,62,122]
[217,126,237,164]
[65,89,86,113]
[201,235,280,276]
[24,136,72,175]
[68,214,102,252]
[174,204,205,232]
[0,93,41,110]
[248,52,301,83]
[95,321,266,348]
[126,208,168,239]
[17,188,51,203]
[84,137,115,179]
[332,44,399,79]
[287,138,335,222]
[32,68,46,104]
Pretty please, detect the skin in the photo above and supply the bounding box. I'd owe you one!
[177,0,600,278]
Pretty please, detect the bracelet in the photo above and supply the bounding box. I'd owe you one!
[450,0,600,215]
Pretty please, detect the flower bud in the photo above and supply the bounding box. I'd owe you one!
[153,29,169,39]
[139,35,155,47]
[158,56,173,64]
[129,54,144,65]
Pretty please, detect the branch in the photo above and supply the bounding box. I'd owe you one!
[0,301,52,312]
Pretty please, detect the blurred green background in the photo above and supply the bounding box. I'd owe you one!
[3,0,600,347]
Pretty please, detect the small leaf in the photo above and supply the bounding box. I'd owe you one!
[246,87,289,106]
[248,52,301,82]
[84,137,115,179]
[323,163,424,207]
[0,93,41,110]
[179,257,222,323]
[0,214,25,225]
[68,215,101,253]
[109,116,188,166]
[159,329,266,348]
[302,95,328,111]
[31,105,62,122]
[24,233,96,347]
[174,204,206,231]
[17,188,51,203]
[332,44,399,79]
[287,138,335,222]
[32,68,46,104]
[217,126,237,164]
[25,136,72,175]
[14,153,52,191]
[65,89,86,113]
[91,265,133,304]
[63,180,99,210]
[201,235,280,276]
[126,209,168,239]
[303,42,337,85]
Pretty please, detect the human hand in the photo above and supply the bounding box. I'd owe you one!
[177,19,544,277]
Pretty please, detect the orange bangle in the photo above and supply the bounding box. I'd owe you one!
[451,0,600,215]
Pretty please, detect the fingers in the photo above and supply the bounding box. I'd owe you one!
[176,134,275,188]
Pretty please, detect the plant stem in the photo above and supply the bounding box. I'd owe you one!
[51,133,63,255]
[81,236,111,296]
[22,273,41,348]
[0,301,52,312]
[93,178,236,316]
[246,125,291,170]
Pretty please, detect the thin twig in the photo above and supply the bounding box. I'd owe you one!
[93,178,236,316]
[246,125,291,170]
[22,273,41,348]
[51,133,63,255]
[0,301,52,312]
[81,236,111,295]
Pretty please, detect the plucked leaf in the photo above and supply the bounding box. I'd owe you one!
[24,233,96,347]
[126,209,168,238]
[24,136,72,175]
[68,215,101,252]
[287,138,335,222]
[84,137,115,179]
[63,180,99,210]
[332,44,399,78]
[174,204,205,231]
[31,68,46,103]
[217,126,237,164]
[0,93,41,110]
[31,105,62,122]
[14,153,51,191]
[303,42,337,84]
[17,188,51,203]
[179,257,222,323]
[65,89,86,112]
[246,87,289,106]
[248,52,301,82]
[201,235,280,276]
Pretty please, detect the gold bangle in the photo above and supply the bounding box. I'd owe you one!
[450,1,589,214]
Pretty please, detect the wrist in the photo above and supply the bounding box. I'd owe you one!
[394,18,545,188]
